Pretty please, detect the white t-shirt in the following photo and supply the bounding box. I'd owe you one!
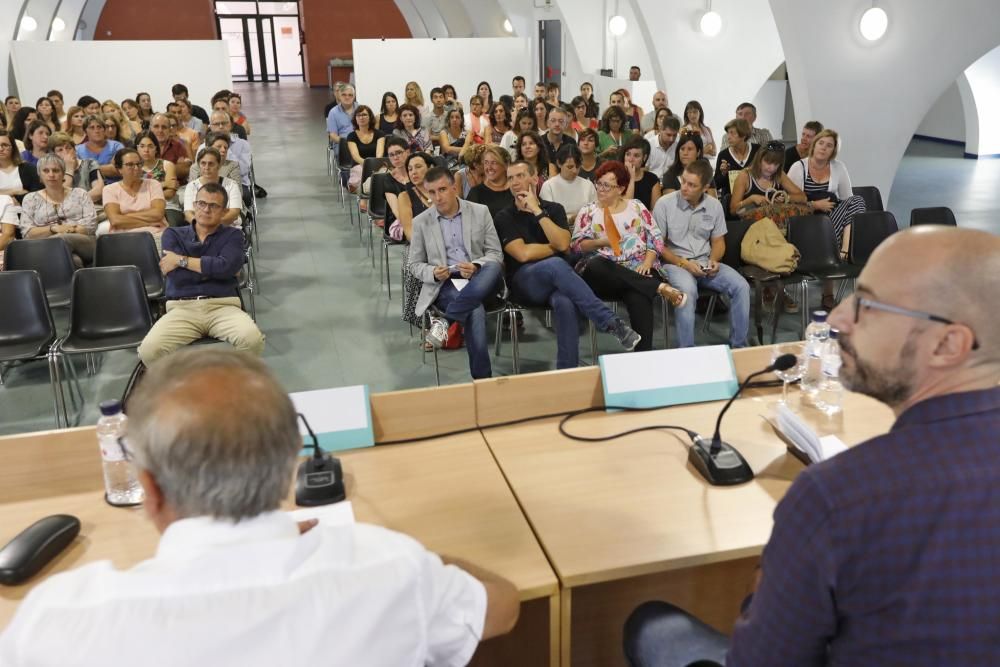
[0,194,17,226]
[539,174,597,223]
[0,512,487,667]
[0,165,23,192]
[183,176,244,228]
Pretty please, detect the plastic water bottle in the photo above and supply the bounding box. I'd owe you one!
[97,399,144,506]
[801,310,831,400]
[816,330,844,416]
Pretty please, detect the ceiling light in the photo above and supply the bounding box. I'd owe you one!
[51,17,66,32]
[700,10,722,37]
[859,7,888,41]
[503,19,513,34]
[608,15,627,37]
[21,15,38,32]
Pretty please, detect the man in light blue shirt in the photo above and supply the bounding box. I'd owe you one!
[326,85,357,146]
[653,159,750,348]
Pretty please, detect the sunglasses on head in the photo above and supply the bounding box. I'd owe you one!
[766,140,786,152]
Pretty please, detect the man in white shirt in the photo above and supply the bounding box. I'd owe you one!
[646,117,680,178]
[0,349,520,666]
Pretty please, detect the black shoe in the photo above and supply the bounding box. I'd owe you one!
[609,318,641,351]
[254,184,268,199]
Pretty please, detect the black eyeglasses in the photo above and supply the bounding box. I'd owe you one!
[853,296,980,350]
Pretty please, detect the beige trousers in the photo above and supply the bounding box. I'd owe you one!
[137,297,264,364]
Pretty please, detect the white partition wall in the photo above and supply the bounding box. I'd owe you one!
[352,38,530,107]
[11,40,232,112]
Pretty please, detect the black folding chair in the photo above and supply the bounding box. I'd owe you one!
[95,232,165,302]
[833,211,898,300]
[5,237,76,308]
[367,172,389,264]
[0,271,67,426]
[910,206,957,227]
[851,186,884,213]
[51,266,153,426]
[337,137,355,223]
[356,157,388,246]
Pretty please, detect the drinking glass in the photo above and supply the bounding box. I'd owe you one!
[771,342,804,405]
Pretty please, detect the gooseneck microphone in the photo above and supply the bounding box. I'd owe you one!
[688,353,798,486]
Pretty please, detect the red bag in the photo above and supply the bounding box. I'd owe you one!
[442,322,464,349]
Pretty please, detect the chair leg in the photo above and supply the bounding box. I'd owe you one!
[386,249,393,300]
[510,309,520,374]
[432,347,441,386]
[494,311,504,357]
[661,297,670,349]
[800,283,809,339]
[703,295,717,334]
[770,286,784,344]
[47,351,63,428]
[63,355,84,414]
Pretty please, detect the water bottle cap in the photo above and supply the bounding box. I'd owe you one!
[811,310,828,322]
[99,399,122,416]
[829,329,838,339]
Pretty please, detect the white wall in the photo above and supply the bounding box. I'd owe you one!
[351,37,530,109]
[10,40,232,112]
[960,43,1000,157]
[0,40,11,100]
[771,0,1000,204]
[915,81,965,143]
[752,80,787,142]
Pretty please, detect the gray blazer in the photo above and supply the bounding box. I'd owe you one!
[408,199,503,317]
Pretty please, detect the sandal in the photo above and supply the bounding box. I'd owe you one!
[659,283,688,308]
[783,290,799,314]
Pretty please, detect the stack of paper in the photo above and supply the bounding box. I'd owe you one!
[774,404,848,464]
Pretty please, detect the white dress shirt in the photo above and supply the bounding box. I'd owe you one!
[0,511,487,667]
[647,138,678,178]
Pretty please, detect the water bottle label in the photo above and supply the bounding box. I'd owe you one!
[100,436,127,462]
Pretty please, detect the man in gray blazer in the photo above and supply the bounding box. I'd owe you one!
[409,166,504,379]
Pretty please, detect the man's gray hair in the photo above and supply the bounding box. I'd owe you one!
[36,153,65,174]
[128,348,301,521]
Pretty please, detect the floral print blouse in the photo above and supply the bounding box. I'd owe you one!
[571,199,664,271]
[19,187,97,236]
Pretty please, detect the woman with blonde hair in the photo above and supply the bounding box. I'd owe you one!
[102,100,136,145]
[403,81,428,118]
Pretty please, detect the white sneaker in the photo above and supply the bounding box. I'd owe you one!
[426,316,449,349]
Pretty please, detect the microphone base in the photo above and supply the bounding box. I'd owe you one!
[689,438,755,486]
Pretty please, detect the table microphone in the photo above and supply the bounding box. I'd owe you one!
[688,353,798,486]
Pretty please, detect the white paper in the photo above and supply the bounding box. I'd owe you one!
[775,404,848,463]
[289,501,355,526]
[450,278,469,292]
[290,386,368,435]
[602,346,735,394]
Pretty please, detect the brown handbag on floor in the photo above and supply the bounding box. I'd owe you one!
[741,217,800,274]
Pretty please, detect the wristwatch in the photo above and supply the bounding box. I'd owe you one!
[178,256,189,269]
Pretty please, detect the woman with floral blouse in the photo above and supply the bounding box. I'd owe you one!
[19,153,97,267]
[571,160,685,351]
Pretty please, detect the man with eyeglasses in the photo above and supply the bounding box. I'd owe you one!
[624,225,1000,666]
[137,182,263,364]
[150,112,193,181]
[207,110,252,204]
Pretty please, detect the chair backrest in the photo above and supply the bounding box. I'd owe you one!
[431,155,449,170]
[851,186,884,213]
[786,214,841,273]
[67,267,152,341]
[909,206,957,227]
[849,211,898,265]
[0,270,56,351]
[722,219,752,268]
[361,156,388,183]
[4,237,76,308]
[368,172,389,219]
[94,232,165,299]
[338,137,352,172]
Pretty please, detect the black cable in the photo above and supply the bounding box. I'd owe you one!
[557,405,699,444]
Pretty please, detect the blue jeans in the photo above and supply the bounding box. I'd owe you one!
[623,601,728,667]
[661,263,750,349]
[511,256,618,369]
[433,262,502,379]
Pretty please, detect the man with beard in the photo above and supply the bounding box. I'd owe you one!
[623,225,1000,666]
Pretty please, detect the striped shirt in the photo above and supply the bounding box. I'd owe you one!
[729,387,1000,666]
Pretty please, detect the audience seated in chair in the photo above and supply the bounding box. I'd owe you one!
[680,101,716,157]
[207,111,252,203]
[0,194,17,264]
[713,118,760,199]
[375,136,410,229]
[395,152,434,242]
[51,133,104,205]
[149,113,191,183]
[19,154,97,268]
[227,93,250,137]
[326,84,357,151]
[421,87,449,143]
[394,104,433,154]
[20,121,52,167]
[467,145,514,217]
[662,133,716,199]
[183,148,243,228]
[500,109,536,162]
[785,120,823,172]
[191,132,240,185]
[171,82,210,125]
[571,160,687,352]
[133,131,182,227]
[646,116,680,179]
[515,131,555,192]
[653,160,750,349]
[569,95,598,135]
[621,136,662,211]
[100,148,167,249]
[375,91,400,136]
[439,109,471,169]
[408,167,504,379]
[495,160,642,367]
[640,90,678,134]
[540,106,576,166]
[137,182,262,363]
[0,129,43,201]
[719,101,773,150]
[624,226,1000,667]
[539,144,596,224]
[76,114,124,182]
[598,105,633,157]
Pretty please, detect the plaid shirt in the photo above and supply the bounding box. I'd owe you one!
[729,387,1000,666]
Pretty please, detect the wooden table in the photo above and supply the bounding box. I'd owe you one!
[0,385,560,667]
[474,347,896,666]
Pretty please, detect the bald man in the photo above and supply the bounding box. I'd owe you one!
[640,90,679,133]
[625,226,1000,666]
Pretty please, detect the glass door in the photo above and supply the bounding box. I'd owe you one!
[215,1,302,82]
